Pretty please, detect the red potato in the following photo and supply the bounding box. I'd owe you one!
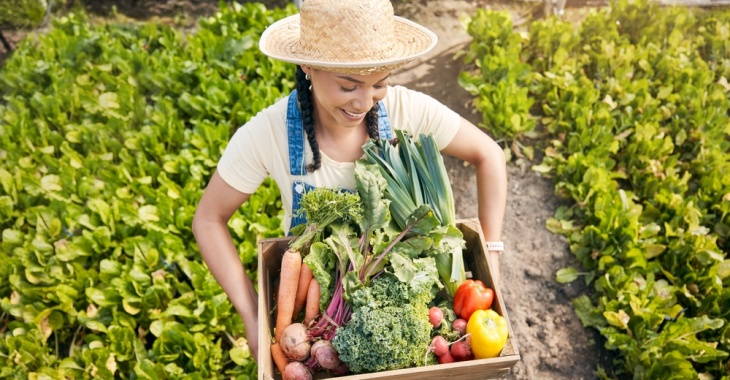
[429,306,444,328]
[282,361,312,380]
[452,318,467,336]
[280,323,311,361]
[311,339,341,370]
[430,335,449,357]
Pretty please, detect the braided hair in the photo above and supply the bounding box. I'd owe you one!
[295,66,380,173]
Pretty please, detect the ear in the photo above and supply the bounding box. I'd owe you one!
[300,66,314,77]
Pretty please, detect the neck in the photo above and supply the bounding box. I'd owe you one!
[312,114,369,163]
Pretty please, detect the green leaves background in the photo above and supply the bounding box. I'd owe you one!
[462,0,730,378]
[2,0,729,378]
[0,2,294,378]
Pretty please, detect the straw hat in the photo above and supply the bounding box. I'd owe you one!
[259,0,438,75]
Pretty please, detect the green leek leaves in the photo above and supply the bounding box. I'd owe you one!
[362,130,465,296]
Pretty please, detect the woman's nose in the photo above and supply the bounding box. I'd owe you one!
[352,89,375,112]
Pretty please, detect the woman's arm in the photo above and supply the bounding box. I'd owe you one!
[192,171,259,360]
[441,118,508,289]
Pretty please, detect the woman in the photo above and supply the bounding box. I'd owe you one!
[192,0,507,362]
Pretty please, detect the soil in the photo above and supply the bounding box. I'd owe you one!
[1,1,613,379]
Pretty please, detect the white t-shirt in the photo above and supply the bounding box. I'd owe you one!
[217,85,461,233]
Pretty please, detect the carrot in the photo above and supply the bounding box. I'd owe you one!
[292,262,314,318]
[304,277,321,326]
[275,249,302,342]
[270,342,289,375]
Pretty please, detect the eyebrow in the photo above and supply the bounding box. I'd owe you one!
[336,73,391,84]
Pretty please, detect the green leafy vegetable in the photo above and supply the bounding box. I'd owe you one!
[332,273,437,373]
[0,3,296,376]
[362,131,466,296]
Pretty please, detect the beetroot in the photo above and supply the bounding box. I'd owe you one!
[329,361,350,376]
[281,323,311,361]
[310,339,341,370]
[282,361,312,380]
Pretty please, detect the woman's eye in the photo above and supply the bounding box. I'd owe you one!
[340,84,386,92]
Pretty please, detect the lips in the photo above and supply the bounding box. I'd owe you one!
[342,109,366,120]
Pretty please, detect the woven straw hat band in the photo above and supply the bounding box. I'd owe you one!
[258,0,437,74]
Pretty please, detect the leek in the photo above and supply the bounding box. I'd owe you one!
[362,130,466,296]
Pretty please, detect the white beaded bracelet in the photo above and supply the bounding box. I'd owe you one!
[485,241,504,254]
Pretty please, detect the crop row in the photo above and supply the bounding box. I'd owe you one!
[461,0,730,378]
[0,3,294,378]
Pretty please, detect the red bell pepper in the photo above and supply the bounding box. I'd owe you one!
[452,279,494,320]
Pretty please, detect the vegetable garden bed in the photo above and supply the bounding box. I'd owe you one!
[258,218,520,380]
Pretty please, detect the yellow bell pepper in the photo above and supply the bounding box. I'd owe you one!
[466,309,508,359]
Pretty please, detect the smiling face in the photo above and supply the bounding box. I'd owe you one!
[301,67,390,132]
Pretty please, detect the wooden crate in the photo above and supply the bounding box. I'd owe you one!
[258,218,521,380]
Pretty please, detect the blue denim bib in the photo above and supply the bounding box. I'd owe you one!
[287,89,393,230]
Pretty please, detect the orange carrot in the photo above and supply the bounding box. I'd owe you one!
[275,249,302,342]
[270,342,289,375]
[304,277,321,326]
[292,262,314,318]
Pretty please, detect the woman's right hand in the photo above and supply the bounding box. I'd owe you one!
[242,312,260,362]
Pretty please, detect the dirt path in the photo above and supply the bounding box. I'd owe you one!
[391,1,609,379]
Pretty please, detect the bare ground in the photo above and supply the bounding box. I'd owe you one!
[393,2,610,379]
[1,1,613,379]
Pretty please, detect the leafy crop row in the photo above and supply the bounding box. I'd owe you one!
[462,1,730,378]
[459,9,535,161]
[0,3,295,378]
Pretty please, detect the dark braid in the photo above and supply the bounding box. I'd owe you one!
[295,66,381,173]
[296,66,322,173]
[365,104,380,139]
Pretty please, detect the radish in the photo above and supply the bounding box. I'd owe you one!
[429,306,444,328]
[450,335,474,361]
[431,335,449,357]
[437,350,456,364]
[452,318,467,336]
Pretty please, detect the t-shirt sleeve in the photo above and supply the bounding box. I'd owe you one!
[385,85,462,149]
[217,119,270,195]
[217,96,289,194]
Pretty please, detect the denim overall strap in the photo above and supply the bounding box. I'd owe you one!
[287,90,306,176]
[376,100,393,140]
[288,95,394,231]
[287,90,311,231]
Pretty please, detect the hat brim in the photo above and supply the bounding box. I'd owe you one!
[259,14,438,74]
